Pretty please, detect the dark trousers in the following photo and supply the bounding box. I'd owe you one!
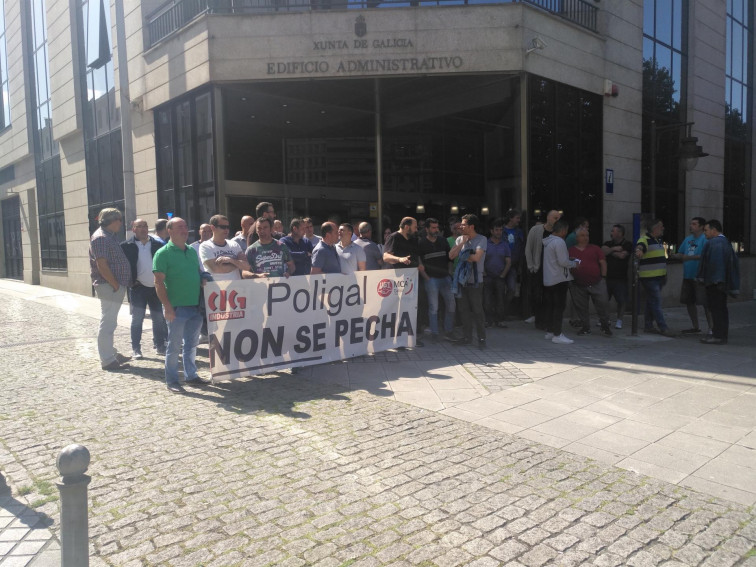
[523,268,545,326]
[543,282,569,336]
[706,285,729,339]
[129,284,168,350]
[483,277,508,324]
[457,285,486,341]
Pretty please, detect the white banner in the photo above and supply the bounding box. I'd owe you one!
[204,269,419,380]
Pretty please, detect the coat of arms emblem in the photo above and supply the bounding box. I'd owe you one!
[355,15,367,37]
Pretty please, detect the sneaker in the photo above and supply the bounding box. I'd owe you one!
[552,334,574,344]
[600,325,613,337]
[166,383,186,394]
[524,316,535,324]
[132,349,143,360]
[544,332,554,340]
[185,375,211,386]
[615,320,623,329]
[577,328,592,336]
[444,332,461,343]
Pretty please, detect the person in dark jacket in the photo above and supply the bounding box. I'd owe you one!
[121,218,168,358]
[697,219,740,345]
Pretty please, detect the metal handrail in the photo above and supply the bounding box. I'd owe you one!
[146,0,598,47]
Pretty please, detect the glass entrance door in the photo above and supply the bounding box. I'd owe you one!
[2,196,23,280]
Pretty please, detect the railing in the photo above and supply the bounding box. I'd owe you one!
[147,0,598,47]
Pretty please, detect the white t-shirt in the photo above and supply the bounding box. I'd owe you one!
[199,239,244,281]
[336,241,366,275]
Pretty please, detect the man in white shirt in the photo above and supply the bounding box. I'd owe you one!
[121,219,168,358]
[336,222,366,274]
[199,215,250,281]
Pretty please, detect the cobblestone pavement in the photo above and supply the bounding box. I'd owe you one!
[0,288,755,566]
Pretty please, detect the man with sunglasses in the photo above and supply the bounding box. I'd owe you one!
[199,214,250,281]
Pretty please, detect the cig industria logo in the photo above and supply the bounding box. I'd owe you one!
[355,15,367,38]
[207,289,247,321]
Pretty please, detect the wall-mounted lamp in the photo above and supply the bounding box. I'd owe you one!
[450,204,459,215]
[526,37,547,55]
[416,203,425,214]
[480,205,490,216]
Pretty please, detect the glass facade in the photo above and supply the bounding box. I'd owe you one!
[642,0,687,245]
[79,0,124,235]
[528,75,603,240]
[28,0,67,270]
[724,0,752,251]
[156,89,216,232]
[0,0,10,129]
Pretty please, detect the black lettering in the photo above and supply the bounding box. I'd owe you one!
[345,283,361,307]
[366,315,380,340]
[234,329,259,363]
[313,322,327,351]
[294,325,311,353]
[397,311,414,337]
[267,63,275,74]
[381,312,396,339]
[261,326,284,358]
[335,319,349,347]
[293,288,310,312]
[209,331,231,366]
[327,286,343,316]
[268,282,290,315]
[350,317,364,344]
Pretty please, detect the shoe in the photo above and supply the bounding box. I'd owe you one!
[600,325,613,337]
[167,383,186,394]
[156,348,166,356]
[115,353,132,364]
[496,322,508,328]
[544,333,554,340]
[681,328,702,335]
[454,338,471,346]
[185,376,211,386]
[444,332,461,343]
[552,334,574,344]
[132,349,143,360]
[577,328,592,336]
[102,360,128,371]
[700,336,727,345]
[659,328,676,338]
[478,339,487,350]
[524,316,535,324]
[615,320,623,329]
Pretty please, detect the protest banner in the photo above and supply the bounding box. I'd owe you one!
[205,269,418,380]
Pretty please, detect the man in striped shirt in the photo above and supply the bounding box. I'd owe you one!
[635,218,674,337]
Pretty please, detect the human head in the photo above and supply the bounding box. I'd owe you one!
[573,217,589,231]
[273,219,283,234]
[289,218,303,238]
[425,218,440,238]
[504,209,521,227]
[98,208,123,231]
[302,217,315,236]
[256,216,273,243]
[448,216,462,237]
[383,227,392,243]
[359,222,372,238]
[131,218,149,242]
[256,202,275,219]
[166,217,189,246]
[460,214,480,235]
[545,210,562,229]
[704,219,722,238]
[338,223,354,246]
[575,227,589,246]
[240,215,254,235]
[155,218,169,239]
[209,214,231,242]
[399,217,418,237]
[552,219,569,238]
[690,216,706,235]
[610,224,625,241]
[198,223,213,242]
[648,218,664,238]
[321,221,338,245]
[490,217,505,236]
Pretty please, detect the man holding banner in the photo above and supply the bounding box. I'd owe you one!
[243,217,295,279]
[200,215,250,281]
[311,222,341,275]
[153,217,210,393]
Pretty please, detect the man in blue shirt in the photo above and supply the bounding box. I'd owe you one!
[280,218,314,276]
[672,217,711,335]
[311,222,341,274]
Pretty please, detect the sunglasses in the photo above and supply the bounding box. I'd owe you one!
[217,225,230,230]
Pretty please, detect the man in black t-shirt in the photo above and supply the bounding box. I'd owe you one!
[418,218,457,342]
[601,224,633,329]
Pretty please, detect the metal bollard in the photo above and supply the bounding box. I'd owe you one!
[56,444,91,567]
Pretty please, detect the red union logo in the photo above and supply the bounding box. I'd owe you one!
[376,279,393,297]
[207,289,247,313]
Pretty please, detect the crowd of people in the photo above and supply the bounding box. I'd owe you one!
[88,203,741,393]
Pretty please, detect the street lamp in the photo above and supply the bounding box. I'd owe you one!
[633,121,708,336]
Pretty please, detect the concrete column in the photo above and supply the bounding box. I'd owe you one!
[56,444,91,567]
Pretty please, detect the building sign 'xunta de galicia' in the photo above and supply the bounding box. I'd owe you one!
[266,15,465,76]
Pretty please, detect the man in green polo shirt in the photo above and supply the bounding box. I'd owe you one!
[153,217,209,393]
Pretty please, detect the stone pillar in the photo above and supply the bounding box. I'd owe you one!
[56,444,91,567]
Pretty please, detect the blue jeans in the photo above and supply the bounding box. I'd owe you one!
[425,276,455,335]
[165,306,203,386]
[129,285,168,351]
[640,276,667,331]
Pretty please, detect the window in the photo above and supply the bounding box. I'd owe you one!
[78,0,123,234]
[0,0,10,128]
[724,0,752,252]
[28,0,66,270]
[642,0,687,245]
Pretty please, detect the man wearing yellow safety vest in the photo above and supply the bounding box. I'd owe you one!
[635,218,675,337]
